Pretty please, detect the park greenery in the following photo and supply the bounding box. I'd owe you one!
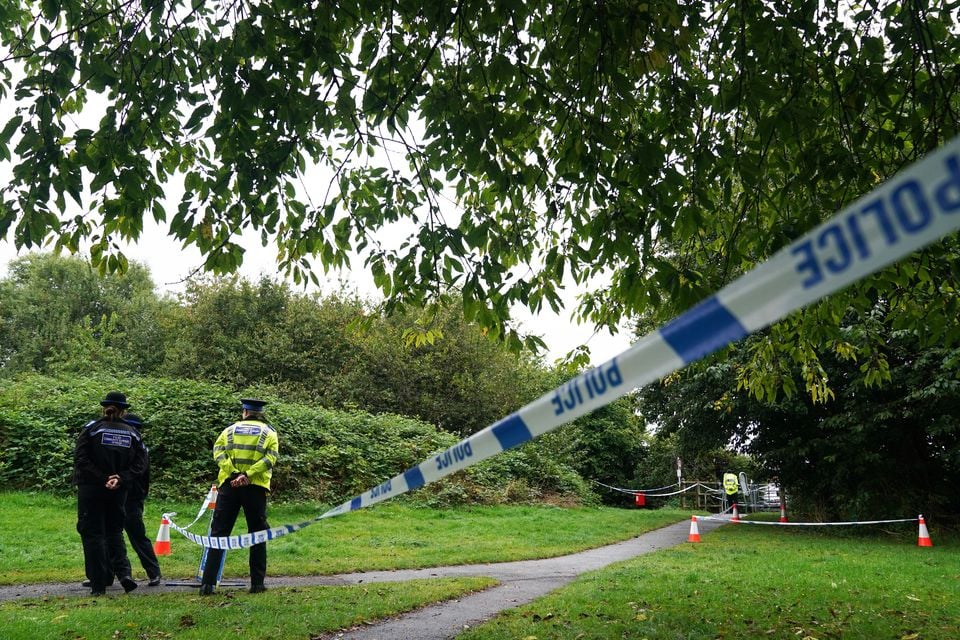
[1,251,958,520]
[0,493,956,639]
[460,523,960,640]
[1,0,959,403]
[0,0,959,521]
[1,4,959,637]
[0,252,654,505]
[637,321,960,519]
[0,576,500,640]
[0,492,689,584]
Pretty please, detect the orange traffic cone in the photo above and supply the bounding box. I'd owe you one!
[779,504,788,523]
[918,515,933,547]
[687,516,701,543]
[154,515,172,556]
[206,485,218,510]
[731,503,740,522]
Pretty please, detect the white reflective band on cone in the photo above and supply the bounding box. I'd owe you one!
[166,136,960,549]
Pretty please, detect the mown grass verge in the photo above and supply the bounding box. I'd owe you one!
[0,577,497,639]
[459,522,960,639]
[0,491,685,584]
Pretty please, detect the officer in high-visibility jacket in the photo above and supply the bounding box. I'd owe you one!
[200,399,279,595]
[722,472,739,512]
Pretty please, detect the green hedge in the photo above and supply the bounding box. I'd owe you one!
[0,374,594,506]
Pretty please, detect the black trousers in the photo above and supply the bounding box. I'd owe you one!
[123,491,161,579]
[101,490,161,580]
[201,482,269,586]
[77,484,130,591]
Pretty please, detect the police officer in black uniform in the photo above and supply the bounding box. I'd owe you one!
[80,413,163,588]
[118,413,162,585]
[74,391,147,596]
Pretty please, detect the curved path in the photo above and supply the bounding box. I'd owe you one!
[0,517,725,640]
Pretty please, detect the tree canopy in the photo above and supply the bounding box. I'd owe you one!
[636,312,960,519]
[2,1,960,384]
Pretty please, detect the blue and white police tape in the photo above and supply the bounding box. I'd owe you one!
[592,480,680,495]
[696,515,919,527]
[592,480,711,498]
[165,136,960,550]
[640,483,712,498]
[165,488,217,533]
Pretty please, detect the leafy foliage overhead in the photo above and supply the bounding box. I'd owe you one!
[2,1,959,360]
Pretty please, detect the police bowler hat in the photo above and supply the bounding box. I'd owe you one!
[241,398,267,411]
[100,391,130,409]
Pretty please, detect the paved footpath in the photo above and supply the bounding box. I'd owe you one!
[0,517,725,640]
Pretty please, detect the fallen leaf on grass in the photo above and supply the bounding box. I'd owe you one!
[905,595,921,602]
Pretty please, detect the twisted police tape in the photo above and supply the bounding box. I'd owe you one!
[592,480,711,498]
[164,485,218,534]
[591,480,680,495]
[695,515,918,527]
[165,136,960,550]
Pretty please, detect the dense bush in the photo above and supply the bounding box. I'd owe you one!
[0,255,550,437]
[0,373,595,506]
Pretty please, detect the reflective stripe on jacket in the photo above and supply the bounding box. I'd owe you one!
[213,420,279,490]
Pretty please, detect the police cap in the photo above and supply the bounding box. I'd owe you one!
[100,391,130,409]
[241,398,267,411]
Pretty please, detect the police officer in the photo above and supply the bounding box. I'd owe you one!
[74,391,146,596]
[80,413,162,588]
[200,398,279,595]
[722,472,740,513]
[119,413,163,586]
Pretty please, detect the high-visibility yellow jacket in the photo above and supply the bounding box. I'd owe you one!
[213,419,279,491]
[722,472,739,495]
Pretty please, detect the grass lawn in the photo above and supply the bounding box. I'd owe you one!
[5,491,957,640]
[458,522,960,640]
[0,577,497,639]
[0,491,686,584]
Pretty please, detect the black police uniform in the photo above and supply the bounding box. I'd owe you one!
[74,417,147,594]
[119,416,161,583]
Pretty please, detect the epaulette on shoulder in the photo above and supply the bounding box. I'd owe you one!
[83,420,97,429]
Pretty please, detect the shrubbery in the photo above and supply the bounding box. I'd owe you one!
[0,373,596,506]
